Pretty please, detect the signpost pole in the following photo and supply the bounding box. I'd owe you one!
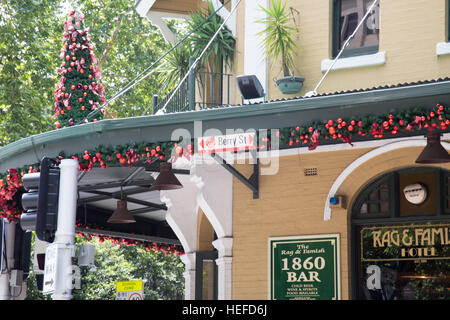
[48,159,78,300]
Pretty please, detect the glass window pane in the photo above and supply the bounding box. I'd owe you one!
[357,224,450,300]
[369,189,379,201]
[340,0,379,50]
[368,203,378,213]
[380,201,389,213]
[360,202,368,214]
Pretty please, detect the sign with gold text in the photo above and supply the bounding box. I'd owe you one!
[268,234,340,300]
[361,223,450,262]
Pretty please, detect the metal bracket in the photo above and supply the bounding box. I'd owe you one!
[211,153,259,199]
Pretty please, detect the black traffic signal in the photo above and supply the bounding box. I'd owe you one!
[20,157,60,242]
[13,224,32,281]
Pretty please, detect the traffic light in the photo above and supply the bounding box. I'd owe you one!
[20,157,60,242]
[13,224,32,282]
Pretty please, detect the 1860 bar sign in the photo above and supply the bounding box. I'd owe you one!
[268,234,340,300]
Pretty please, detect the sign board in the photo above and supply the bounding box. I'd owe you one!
[268,234,340,300]
[43,243,58,294]
[197,132,256,154]
[116,280,144,300]
[361,223,450,261]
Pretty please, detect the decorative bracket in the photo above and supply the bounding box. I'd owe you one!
[211,153,259,199]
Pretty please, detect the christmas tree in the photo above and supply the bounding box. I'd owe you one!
[53,11,106,128]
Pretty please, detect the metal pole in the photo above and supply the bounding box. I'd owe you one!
[51,159,78,300]
[0,219,12,300]
[188,56,196,111]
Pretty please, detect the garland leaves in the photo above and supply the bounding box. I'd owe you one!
[280,104,449,150]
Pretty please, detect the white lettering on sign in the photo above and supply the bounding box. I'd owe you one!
[198,132,256,154]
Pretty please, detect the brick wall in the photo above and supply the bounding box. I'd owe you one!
[231,145,450,299]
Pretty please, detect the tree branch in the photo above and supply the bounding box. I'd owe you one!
[98,14,124,70]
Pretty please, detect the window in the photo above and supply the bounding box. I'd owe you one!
[332,0,380,58]
[352,167,450,300]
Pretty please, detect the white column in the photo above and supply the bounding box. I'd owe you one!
[51,159,78,300]
[213,237,233,300]
[0,219,14,300]
[180,252,196,300]
[244,0,268,99]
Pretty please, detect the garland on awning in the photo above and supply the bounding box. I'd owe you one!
[280,104,449,150]
[1,104,449,223]
[75,221,184,256]
[0,140,193,222]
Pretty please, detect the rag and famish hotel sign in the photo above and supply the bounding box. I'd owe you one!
[361,224,450,261]
[197,132,256,154]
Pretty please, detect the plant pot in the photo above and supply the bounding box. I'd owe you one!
[275,76,305,94]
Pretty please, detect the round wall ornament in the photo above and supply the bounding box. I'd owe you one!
[403,183,428,205]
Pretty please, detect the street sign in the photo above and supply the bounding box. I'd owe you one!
[198,132,256,154]
[43,243,58,293]
[268,234,341,300]
[116,280,144,300]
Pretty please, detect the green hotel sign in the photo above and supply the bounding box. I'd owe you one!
[269,234,341,300]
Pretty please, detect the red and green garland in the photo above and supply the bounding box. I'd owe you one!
[2,104,449,223]
[0,169,24,222]
[0,140,193,222]
[279,104,449,150]
[75,221,183,256]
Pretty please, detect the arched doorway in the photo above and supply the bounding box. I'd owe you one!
[351,166,450,300]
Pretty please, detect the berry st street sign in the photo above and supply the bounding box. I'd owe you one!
[197,132,256,154]
[116,280,144,300]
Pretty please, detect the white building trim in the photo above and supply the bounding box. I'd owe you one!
[322,136,450,221]
[243,0,268,100]
[321,51,386,72]
[160,154,234,300]
[436,42,450,56]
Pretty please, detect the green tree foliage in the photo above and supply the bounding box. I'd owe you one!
[187,0,235,74]
[0,0,169,146]
[0,0,63,145]
[26,235,184,300]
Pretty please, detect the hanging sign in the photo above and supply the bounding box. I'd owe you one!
[268,234,340,300]
[361,223,450,262]
[116,280,144,300]
[197,132,256,154]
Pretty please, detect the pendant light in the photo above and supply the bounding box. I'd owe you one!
[415,132,450,164]
[107,187,136,223]
[149,162,183,191]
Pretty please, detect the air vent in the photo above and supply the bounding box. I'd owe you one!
[304,168,318,176]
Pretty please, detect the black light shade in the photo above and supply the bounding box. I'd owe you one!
[236,75,265,100]
[415,132,450,164]
[150,162,183,191]
[107,200,136,223]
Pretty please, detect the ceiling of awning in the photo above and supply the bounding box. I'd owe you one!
[75,165,181,246]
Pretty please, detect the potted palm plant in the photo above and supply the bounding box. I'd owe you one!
[257,0,303,94]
